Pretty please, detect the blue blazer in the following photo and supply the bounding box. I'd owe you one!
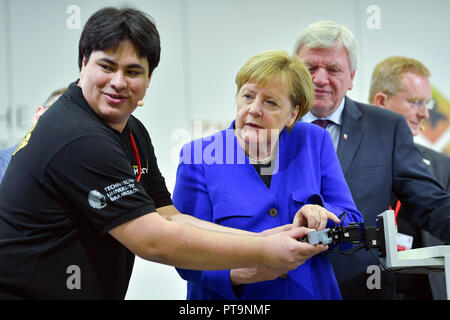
[328,97,450,299]
[173,121,362,300]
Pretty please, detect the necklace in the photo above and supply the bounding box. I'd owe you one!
[247,153,273,164]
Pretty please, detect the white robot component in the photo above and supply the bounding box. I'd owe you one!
[305,210,450,299]
[379,210,450,300]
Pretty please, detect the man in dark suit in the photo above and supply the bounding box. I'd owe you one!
[370,56,450,193]
[370,56,450,299]
[295,20,450,299]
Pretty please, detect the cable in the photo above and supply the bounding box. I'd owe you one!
[337,211,347,227]
[129,132,142,182]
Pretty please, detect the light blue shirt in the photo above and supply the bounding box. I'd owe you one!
[302,97,345,150]
[0,144,17,183]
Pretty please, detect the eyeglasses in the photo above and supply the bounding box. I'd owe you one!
[385,93,435,111]
[407,99,435,111]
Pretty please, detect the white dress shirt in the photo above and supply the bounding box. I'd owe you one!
[302,97,346,151]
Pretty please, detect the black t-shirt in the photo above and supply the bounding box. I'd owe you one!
[0,81,172,299]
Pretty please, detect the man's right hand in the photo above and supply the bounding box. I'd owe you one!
[263,227,327,271]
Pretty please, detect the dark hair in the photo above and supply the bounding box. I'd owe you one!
[78,6,160,75]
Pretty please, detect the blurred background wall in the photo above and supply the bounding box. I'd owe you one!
[0,0,449,299]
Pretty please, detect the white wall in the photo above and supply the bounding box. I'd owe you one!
[0,0,449,299]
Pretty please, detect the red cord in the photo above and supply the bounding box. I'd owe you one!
[129,132,142,182]
[388,200,402,226]
[394,200,401,225]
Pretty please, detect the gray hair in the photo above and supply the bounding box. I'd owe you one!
[294,20,358,72]
[43,87,67,110]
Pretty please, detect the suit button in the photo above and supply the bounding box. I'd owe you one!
[268,208,278,217]
[280,273,288,279]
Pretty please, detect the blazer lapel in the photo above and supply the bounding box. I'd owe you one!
[337,97,364,176]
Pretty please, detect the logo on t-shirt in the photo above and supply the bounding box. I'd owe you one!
[88,190,107,209]
[88,180,140,209]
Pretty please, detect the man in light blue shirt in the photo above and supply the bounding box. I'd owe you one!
[0,145,17,182]
[0,88,66,183]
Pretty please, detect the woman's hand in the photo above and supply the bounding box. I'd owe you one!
[293,204,340,231]
[230,265,286,285]
[231,227,328,285]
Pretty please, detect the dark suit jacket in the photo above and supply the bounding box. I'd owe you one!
[328,97,450,299]
[396,144,450,245]
[416,144,450,191]
[395,144,450,299]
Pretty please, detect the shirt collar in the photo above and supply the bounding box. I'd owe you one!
[302,97,346,125]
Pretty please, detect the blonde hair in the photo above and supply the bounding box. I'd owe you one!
[235,50,314,129]
[369,56,430,103]
[43,87,67,110]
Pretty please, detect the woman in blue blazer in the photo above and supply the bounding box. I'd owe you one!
[173,50,362,299]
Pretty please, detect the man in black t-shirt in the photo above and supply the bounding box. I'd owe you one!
[0,7,327,299]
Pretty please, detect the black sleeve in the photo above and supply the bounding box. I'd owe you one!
[47,135,156,234]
